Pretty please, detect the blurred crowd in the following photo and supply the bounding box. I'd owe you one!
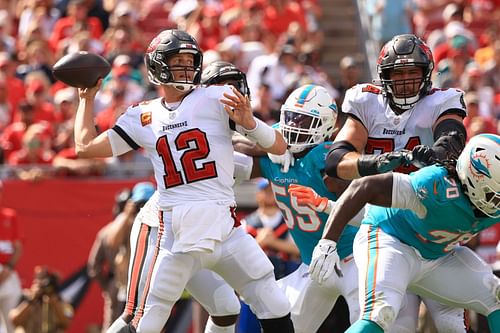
[0,0,498,182]
[0,0,338,182]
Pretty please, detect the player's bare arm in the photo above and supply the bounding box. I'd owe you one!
[326,115,410,180]
[322,173,393,242]
[221,87,287,155]
[326,117,367,180]
[75,79,114,158]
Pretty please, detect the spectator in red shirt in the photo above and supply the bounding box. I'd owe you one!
[0,72,12,131]
[190,4,224,51]
[262,0,307,37]
[16,40,56,85]
[22,76,61,125]
[464,91,497,138]
[52,88,78,152]
[0,180,23,333]
[95,85,127,133]
[7,123,55,167]
[0,101,53,161]
[0,53,26,114]
[49,0,103,52]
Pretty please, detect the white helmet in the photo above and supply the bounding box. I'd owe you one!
[456,133,500,218]
[279,84,337,153]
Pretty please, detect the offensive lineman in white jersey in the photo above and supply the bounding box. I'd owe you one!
[74,29,294,333]
[106,61,255,333]
[316,34,470,331]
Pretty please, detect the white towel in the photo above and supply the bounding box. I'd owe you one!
[170,203,234,253]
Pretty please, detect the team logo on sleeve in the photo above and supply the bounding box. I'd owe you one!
[141,112,152,126]
[416,186,428,200]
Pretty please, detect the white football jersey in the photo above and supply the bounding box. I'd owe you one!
[113,85,237,209]
[342,84,466,171]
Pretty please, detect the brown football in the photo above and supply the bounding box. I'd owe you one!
[52,52,111,88]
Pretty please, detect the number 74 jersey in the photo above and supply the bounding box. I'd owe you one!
[343,84,467,171]
[112,85,237,209]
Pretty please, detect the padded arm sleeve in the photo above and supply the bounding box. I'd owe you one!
[325,140,357,178]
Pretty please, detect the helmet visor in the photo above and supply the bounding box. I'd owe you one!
[280,110,321,151]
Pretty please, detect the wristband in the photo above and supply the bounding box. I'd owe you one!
[237,118,276,149]
[357,155,378,176]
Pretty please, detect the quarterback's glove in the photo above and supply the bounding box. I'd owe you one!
[288,184,333,213]
[268,149,295,173]
[309,239,342,284]
[357,151,408,176]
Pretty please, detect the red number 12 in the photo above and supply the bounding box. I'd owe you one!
[156,129,217,188]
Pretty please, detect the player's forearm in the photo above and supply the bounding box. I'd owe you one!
[258,130,287,155]
[323,175,393,241]
[335,152,362,180]
[74,98,98,156]
[322,178,370,241]
[237,120,287,155]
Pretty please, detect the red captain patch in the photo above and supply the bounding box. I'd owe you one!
[141,112,152,126]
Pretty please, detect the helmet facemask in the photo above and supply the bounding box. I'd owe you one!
[280,109,325,153]
[279,84,337,154]
[377,34,434,112]
[145,30,203,91]
[381,65,429,111]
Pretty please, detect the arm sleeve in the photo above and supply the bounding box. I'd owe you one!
[391,173,427,218]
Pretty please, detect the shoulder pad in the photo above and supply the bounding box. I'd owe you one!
[424,88,466,114]
[343,83,382,110]
[129,98,158,112]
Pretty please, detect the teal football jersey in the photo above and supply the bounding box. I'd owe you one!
[363,165,500,259]
[259,142,358,264]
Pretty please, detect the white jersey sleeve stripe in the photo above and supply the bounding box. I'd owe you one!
[112,125,141,150]
[108,130,134,156]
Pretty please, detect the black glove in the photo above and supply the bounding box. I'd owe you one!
[412,131,466,168]
[357,151,408,176]
[432,131,466,161]
[411,145,436,168]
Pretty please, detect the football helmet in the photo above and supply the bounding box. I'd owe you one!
[201,61,250,97]
[144,29,203,91]
[279,84,337,153]
[456,134,500,218]
[377,34,434,111]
